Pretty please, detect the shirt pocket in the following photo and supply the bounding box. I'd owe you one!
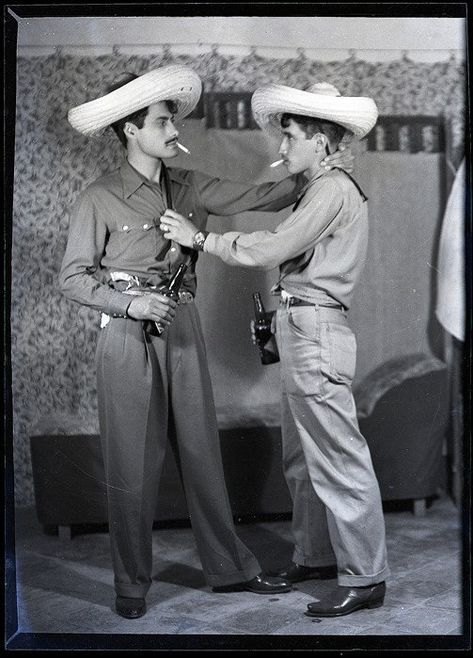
[116,216,157,235]
[112,216,164,260]
[187,207,207,231]
[174,203,205,230]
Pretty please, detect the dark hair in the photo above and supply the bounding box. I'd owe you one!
[281,113,347,150]
[107,72,178,147]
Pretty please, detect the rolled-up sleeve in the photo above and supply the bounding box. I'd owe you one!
[58,190,132,316]
[193,171,305,216]
[204,177,343,270]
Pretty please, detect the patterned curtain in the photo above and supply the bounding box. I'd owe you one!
[11,51,466,505]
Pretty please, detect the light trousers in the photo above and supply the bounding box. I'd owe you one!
[96,304,260,598]
[276,303,389,587]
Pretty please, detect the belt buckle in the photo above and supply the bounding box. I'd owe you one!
[280,290,292,309]
[100,312,110,328]
[178,290,193,304]
[109,271,141,289]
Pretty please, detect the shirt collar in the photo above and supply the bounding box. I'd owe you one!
[119,160,191,199]
[168,167,191,187]
[120,160,164,199]
[301,168,332,197]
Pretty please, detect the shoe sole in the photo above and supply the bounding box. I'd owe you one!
[115,607,147,619]
[305,598,384,617]
[245,585,293,594]
[269,569,338,583]
[288,573,337,584]
[213,584,292,594]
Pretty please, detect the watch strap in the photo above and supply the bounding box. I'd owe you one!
[192,230,209,251]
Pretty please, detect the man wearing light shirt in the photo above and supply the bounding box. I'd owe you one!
[160,81,390,618]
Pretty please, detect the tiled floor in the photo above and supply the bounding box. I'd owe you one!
[6,493,466,649]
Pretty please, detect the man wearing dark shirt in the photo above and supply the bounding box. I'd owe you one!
[60,65,352,619]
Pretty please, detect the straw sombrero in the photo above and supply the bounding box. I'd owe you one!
[251,82,378,139]
[68,65,202,136]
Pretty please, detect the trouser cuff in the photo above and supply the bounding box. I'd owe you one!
[338,565,390,587]
[204,558,261,587]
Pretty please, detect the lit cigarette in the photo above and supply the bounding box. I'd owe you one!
[177,142,191,155]
[270,159,284,168]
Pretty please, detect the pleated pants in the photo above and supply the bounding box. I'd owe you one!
[96,303,261,598]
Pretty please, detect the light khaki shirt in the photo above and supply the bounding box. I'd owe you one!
[204,168,369,310]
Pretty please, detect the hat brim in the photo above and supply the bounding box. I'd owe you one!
[68,65,202,136]
[251,84,378,139]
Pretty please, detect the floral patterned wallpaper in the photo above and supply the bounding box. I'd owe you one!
[11,51,465,505]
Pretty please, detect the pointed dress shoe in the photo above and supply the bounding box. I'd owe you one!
[115,596,147,619]
[305,582,386,618]
[212,572,292,594]
[273,562,337,583]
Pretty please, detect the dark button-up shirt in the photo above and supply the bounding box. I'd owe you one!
[204,168,369,309]
[59,160,304,317]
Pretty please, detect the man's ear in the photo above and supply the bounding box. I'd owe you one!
[312,132,327,152]
[124,122,137,138]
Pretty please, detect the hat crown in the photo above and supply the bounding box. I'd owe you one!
[68,64,202,136]
[306,82,341,97]
[251,81,378,139]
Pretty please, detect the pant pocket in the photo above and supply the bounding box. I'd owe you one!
[280,309,322,396]
[287,306,318,340]
[321,321,357,385]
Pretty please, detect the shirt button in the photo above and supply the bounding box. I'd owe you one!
[122,225,129,231]
[188,212,193,218]
[170,247,176,252]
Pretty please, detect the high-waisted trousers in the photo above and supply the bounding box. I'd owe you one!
[95,303,260,598]
[276,302,390,587]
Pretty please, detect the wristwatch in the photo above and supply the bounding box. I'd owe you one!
[192,230,209,251]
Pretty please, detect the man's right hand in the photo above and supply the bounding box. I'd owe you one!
[127,293,177,326]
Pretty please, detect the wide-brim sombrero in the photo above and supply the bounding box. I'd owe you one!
[251,82,378,139]
[68,65,202,136]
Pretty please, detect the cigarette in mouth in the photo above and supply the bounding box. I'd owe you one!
[270,159,284,168]
[177,142,191,155]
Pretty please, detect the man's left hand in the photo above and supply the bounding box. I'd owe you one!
[321,143,354,173]
[160,209,198,248]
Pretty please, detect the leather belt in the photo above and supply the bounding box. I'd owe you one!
[101,273,194,329]
[279,291,345,311]
[287,297,344,310]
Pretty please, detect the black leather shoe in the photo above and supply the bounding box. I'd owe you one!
[272,562,337,583]
[213,573,292,594]
[115,596,146,619]
[305,582,386,618]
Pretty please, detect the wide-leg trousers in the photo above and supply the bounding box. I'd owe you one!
[276,303,389,587]
[95,303,261,598]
